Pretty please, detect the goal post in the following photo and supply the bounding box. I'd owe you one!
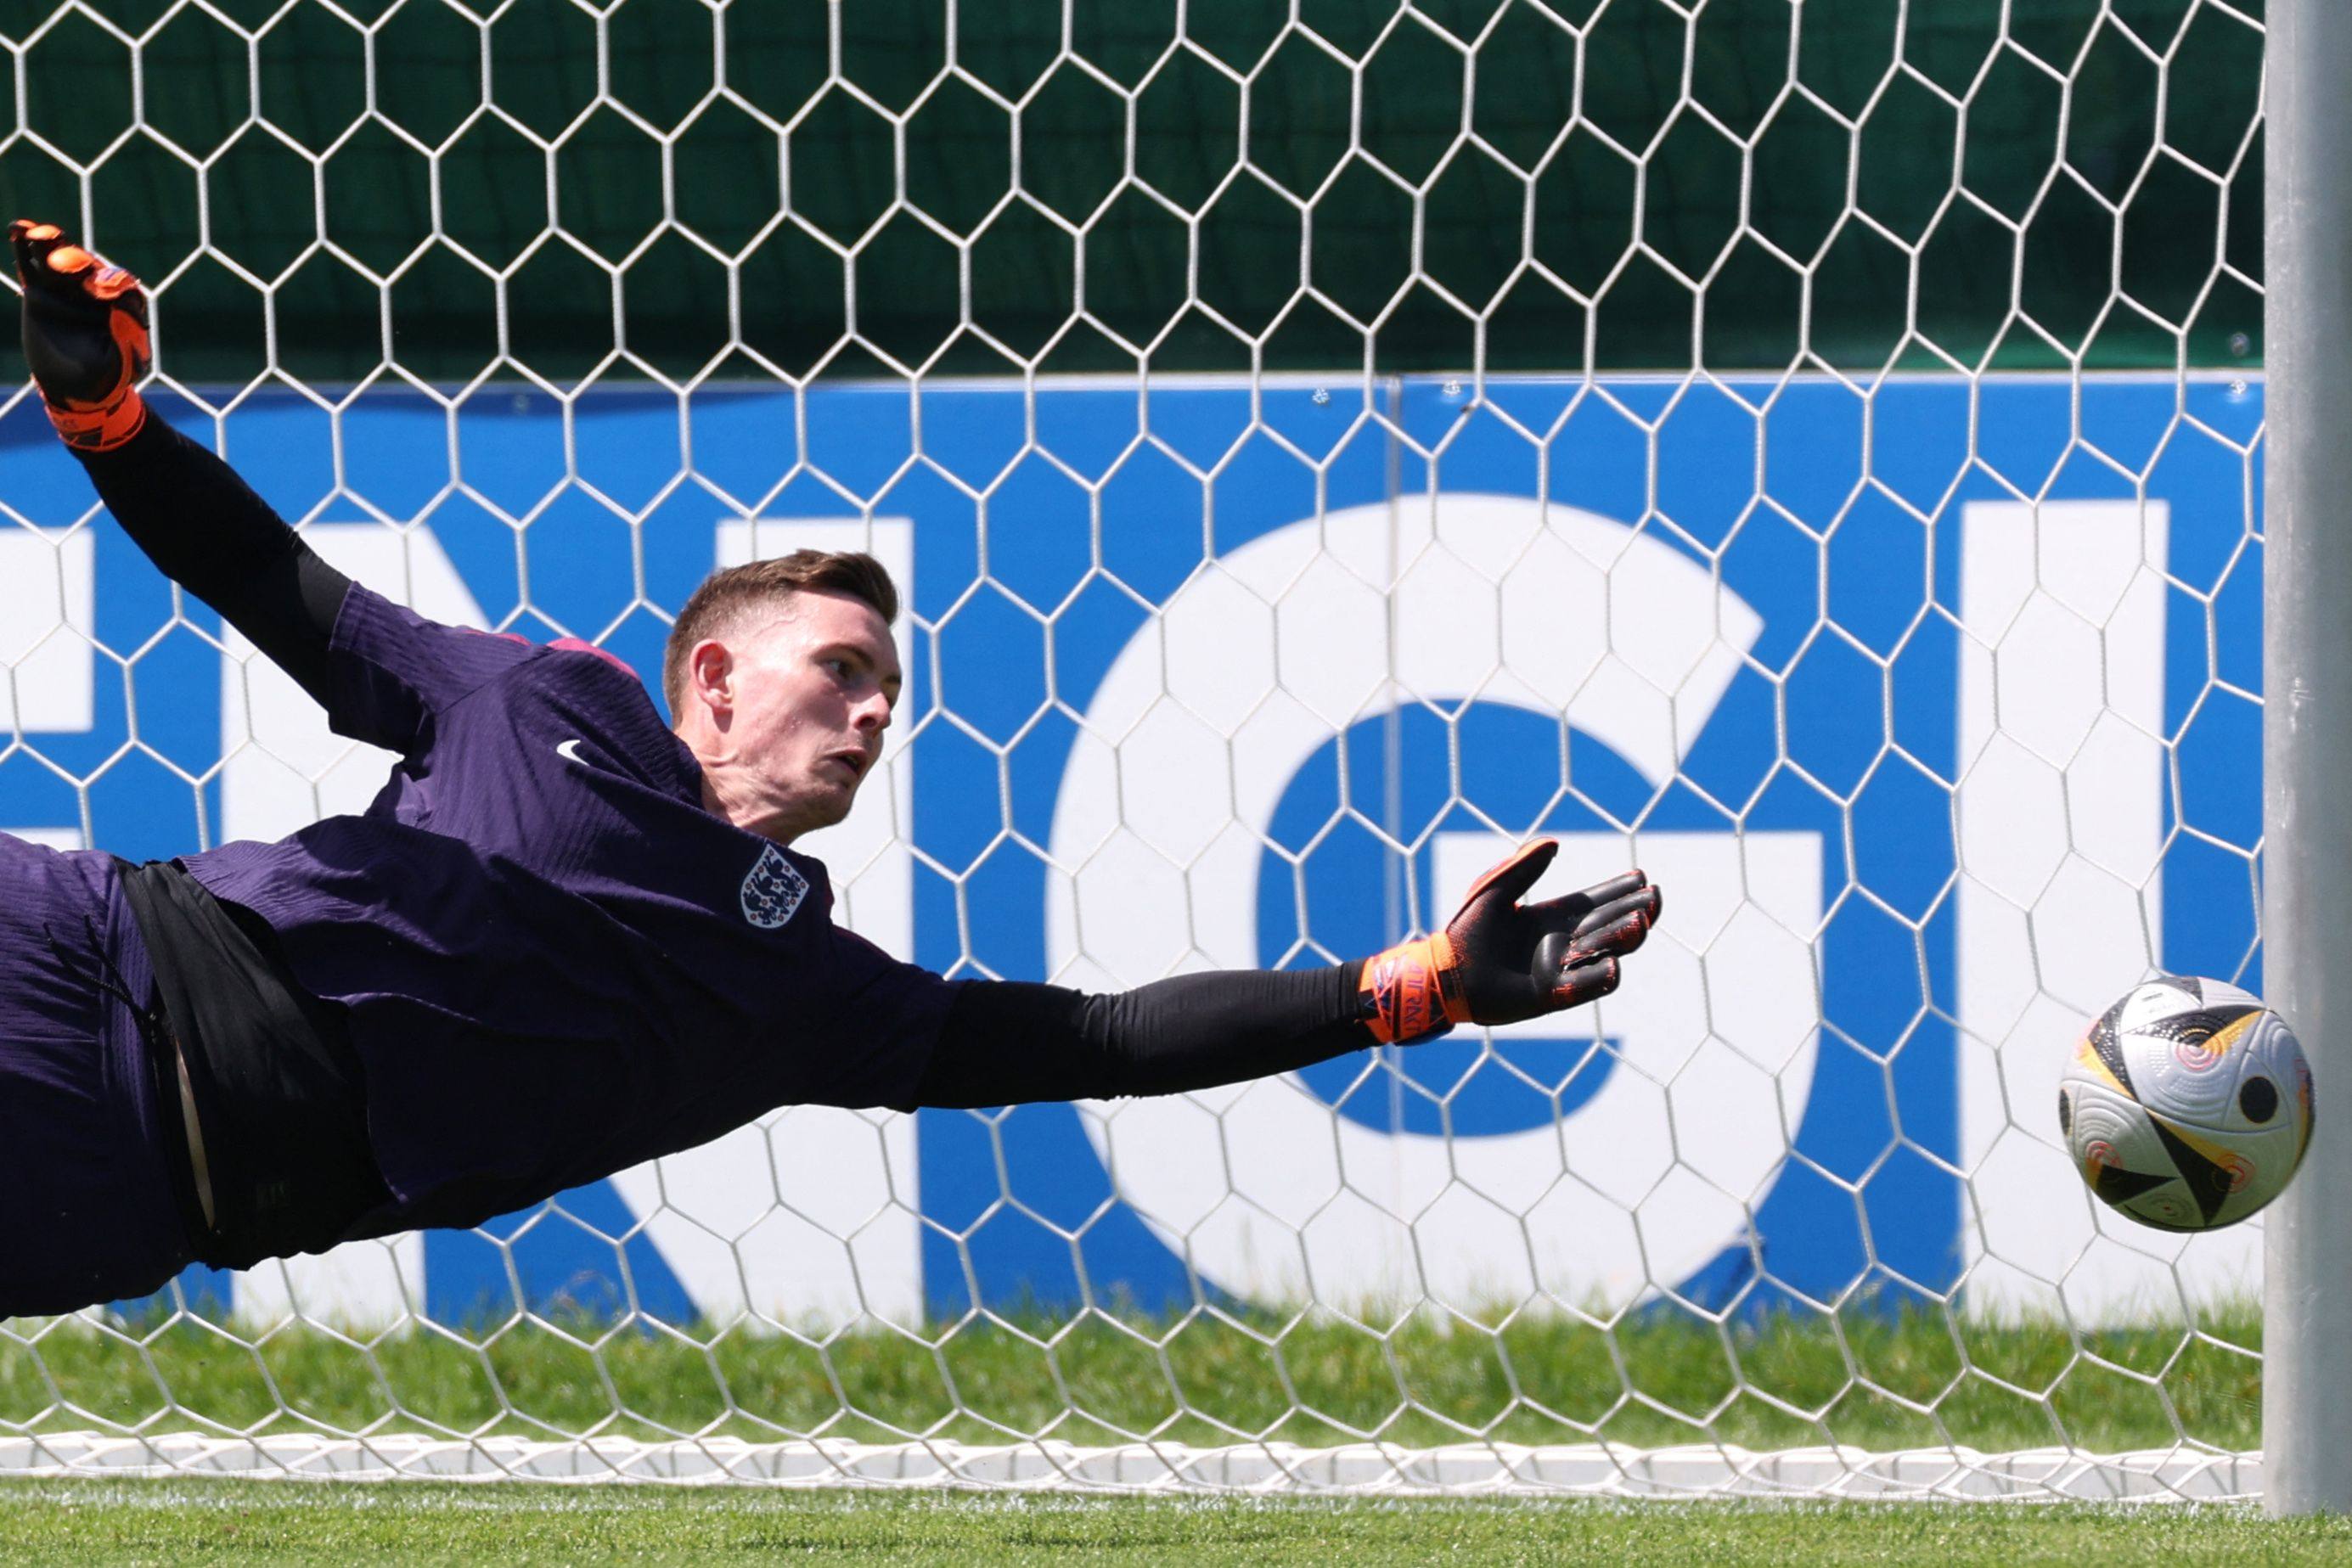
[2264,0,2352,1521]
[0,0,2285,1500]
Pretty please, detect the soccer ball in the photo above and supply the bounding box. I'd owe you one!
[2057,975,2315,1233]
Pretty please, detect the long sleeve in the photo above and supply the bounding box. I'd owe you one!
[74,413,352,709]
[903,961,1371,1110]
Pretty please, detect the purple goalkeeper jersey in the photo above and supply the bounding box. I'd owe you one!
[180,584,958,1235]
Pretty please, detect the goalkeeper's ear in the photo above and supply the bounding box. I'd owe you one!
[9,217,150,453]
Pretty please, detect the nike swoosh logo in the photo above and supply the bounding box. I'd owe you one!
[555,738,586,766]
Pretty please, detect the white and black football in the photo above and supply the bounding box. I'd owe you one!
[2058,975,2315,1233]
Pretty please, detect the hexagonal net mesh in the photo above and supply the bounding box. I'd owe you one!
[0,0,2270,1498]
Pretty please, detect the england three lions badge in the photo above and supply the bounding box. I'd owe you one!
[741,843,810,930]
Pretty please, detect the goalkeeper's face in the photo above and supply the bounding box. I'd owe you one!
[691,588,901,843]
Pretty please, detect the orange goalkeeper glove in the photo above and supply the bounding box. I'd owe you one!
[1358,840,1662,1045]
[9,219,149,452]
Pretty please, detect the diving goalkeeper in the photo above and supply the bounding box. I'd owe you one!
[1,221,1663,1316]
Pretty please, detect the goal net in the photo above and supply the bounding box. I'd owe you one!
[0,0,2269,1499]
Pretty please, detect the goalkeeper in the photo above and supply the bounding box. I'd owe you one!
[1,222,1663,1316]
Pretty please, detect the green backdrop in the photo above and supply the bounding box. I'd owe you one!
[0,0,2265,384]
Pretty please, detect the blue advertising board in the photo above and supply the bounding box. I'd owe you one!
[0,373,2265,1328]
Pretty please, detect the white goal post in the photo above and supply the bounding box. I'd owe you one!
[2264,0,2352,1521]
[0,0,2290,1501]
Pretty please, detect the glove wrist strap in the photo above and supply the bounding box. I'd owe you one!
[45,385,145,453]
[1358,932,1470,1044]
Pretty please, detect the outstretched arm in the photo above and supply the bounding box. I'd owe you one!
[11,220,352,709]
[905,842,1663,1108]
[81,416,350,710]
[911,963,1369,1107]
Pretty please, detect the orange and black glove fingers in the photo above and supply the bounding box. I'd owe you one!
[1525,871,1658,1012]
[1551,952,1621,1009]
[10,218,149,452]
[1358,845,1663,1042]
[1536,875,1663,964]
[1452,851,1661,1026]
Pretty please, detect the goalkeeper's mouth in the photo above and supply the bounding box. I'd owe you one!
[824,748,874,783]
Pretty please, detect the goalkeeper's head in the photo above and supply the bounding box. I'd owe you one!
[664,551,902,845]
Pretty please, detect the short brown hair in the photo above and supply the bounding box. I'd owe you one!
[663,549,900,716]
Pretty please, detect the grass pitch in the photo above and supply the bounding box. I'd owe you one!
[0,1480,2346,1565]
[0,1298,2263,1457]
[0,1301,2285,1564]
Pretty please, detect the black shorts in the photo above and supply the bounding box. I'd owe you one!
[0,835,191,1315]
